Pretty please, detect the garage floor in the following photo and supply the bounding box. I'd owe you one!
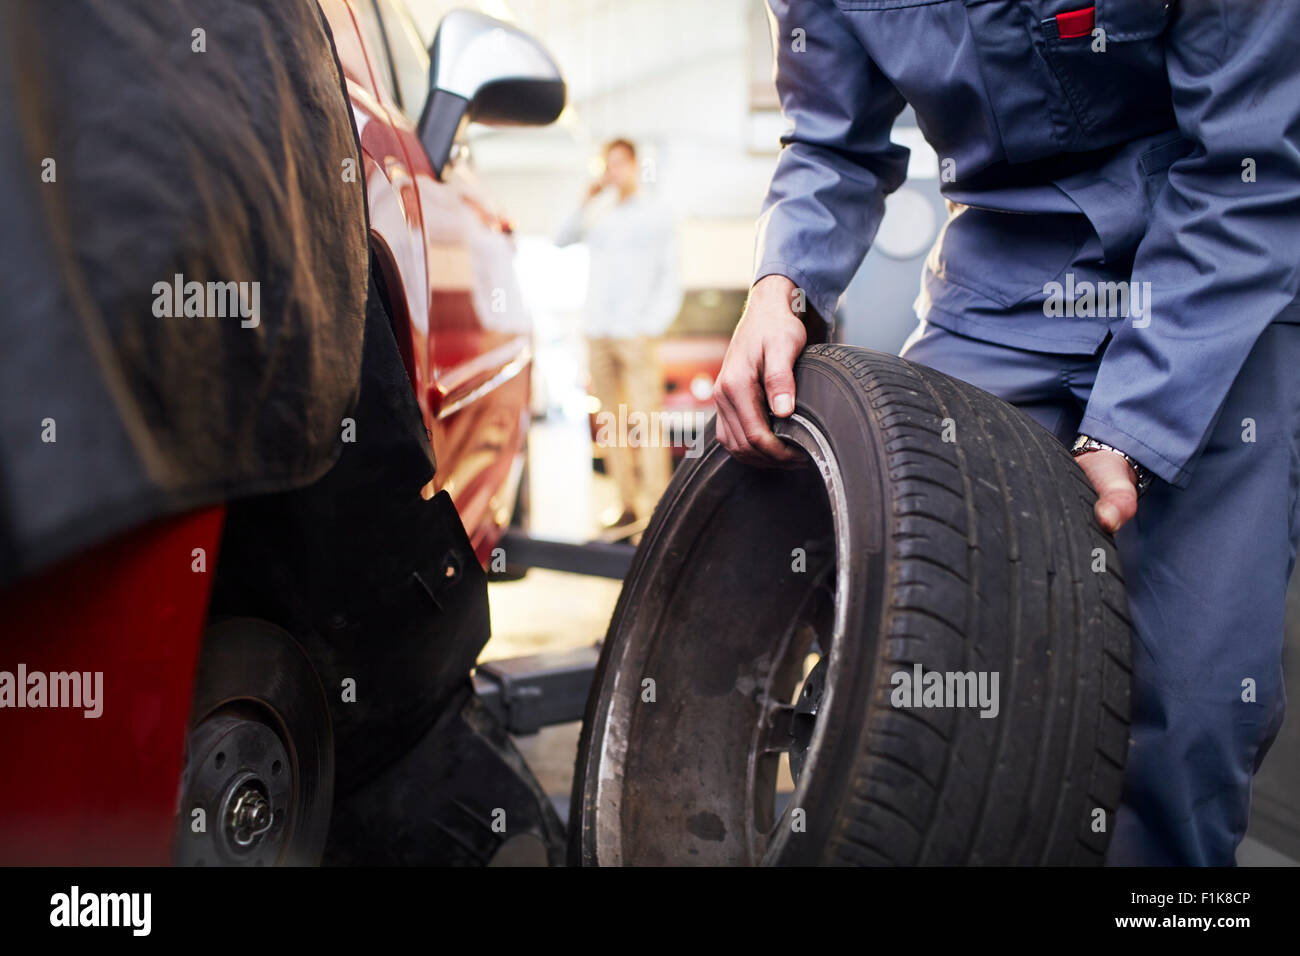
[482,413,1298,866]
[481,414,618,825]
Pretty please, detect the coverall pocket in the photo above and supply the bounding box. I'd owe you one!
[1138,131,1191,207]
[927,206,1085,309]
[1138,133,1189,177]
[1036,1,1174,147]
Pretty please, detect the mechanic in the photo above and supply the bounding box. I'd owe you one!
[716,0,1300,865]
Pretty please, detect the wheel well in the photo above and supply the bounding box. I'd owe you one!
[368,235,418,389]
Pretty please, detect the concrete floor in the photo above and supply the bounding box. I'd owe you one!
[480,412,619,816]
[484,567,607,820]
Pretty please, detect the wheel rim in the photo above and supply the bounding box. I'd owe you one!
[582,413,857,865]
[752,415,852,864]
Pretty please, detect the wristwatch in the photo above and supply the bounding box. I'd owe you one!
[1071,434,1153,497]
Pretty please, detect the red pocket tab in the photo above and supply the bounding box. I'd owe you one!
[1056,5,1096,39]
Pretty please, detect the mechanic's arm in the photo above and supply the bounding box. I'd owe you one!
[716,0,907,464]
[1076,0,1300,529]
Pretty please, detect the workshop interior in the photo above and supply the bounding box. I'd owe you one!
[0,0,1296,895]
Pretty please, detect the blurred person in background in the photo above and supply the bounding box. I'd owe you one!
[556,138,682,530]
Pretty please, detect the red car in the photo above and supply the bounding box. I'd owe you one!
[335,0,541,561]
[656,290,745,461]
[0,0,564,865]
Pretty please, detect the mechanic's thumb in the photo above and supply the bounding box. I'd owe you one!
[763,340,800,419]
[1095,482,1137,534]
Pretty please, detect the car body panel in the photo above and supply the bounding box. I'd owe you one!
[0,507,225,864]
[0,0,545,868]
[324,0,531,561]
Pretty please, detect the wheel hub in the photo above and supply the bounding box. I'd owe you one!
[175,712,293,866]
[227,783,274,847]
[787,656,828,786]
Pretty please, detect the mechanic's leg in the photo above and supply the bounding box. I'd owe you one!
[620,335,672,520]
[899,320,1084,441]
[588,335,638,519]
[1103,322,1300,865]
[905,319,1300,863]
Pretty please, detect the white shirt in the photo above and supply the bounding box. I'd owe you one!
[555,190,682,339]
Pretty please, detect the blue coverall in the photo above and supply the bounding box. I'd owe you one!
[754,0,1300,865]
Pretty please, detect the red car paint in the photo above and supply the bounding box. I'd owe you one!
[659,334,728,458]
[0,508,224,864]
[327,0,531,562]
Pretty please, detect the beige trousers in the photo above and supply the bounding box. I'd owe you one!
[588,335,672,521]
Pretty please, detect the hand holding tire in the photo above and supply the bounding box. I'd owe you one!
[1073,449,1139,533]
[715,274,807,466]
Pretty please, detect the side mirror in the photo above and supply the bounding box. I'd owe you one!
[418,10,566,177]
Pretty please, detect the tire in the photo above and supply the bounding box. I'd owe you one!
[570,344,1133,866]
[173,618,334,866]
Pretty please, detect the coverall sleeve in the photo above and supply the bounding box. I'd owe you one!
[753,0,909,327]
[1078,0,1300,488]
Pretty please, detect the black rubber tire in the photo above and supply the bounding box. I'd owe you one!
[570,344,1133,866]
[174,618,334,866]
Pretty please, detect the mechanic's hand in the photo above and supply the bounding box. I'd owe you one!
[1074,450,1138,534]
[714,274,807,466]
